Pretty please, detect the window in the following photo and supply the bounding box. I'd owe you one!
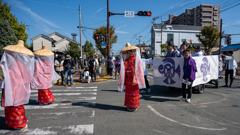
[214,7,218,11]
[214,12,218,15]
[214,22,218,25]
[214,17,218,21]
[167,34,174,43]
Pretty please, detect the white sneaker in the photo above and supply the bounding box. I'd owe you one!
[140,90,146,93]
[186,99,191,103]
[147,88,151,92]
[179,98,186,101]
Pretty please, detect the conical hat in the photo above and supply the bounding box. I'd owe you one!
[121,43,139,54]
[34,45,54,56]
[3,40,34,56]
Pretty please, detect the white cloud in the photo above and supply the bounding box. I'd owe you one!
[116,25,127,29]
[9,0,61,29]
[92,6,107,15]
[115,31,128,34]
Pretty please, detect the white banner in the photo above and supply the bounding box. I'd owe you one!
[153,56,219,88]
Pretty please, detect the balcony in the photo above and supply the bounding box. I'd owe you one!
[202,18,213,22]
[202,13,212,16]
[202,8,213,11]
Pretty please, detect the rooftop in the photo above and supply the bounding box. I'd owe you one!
[152,24,202,31]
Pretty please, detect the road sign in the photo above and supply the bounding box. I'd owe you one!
[101,42,106,48]
[125,11,135,17]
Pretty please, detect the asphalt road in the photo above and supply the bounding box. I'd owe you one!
[0,69,240,135]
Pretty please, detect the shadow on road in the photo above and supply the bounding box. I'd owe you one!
[0,116,11,130]
[101,90,119,92]
[72,102,127,111]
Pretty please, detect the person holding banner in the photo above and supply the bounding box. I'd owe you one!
[179,50,196,103]
[221,51,234,87]
[166,41,175,57]
[118,43,145,112]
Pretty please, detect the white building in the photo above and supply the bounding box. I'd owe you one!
[31,32,80,53]
[151,24,202,55]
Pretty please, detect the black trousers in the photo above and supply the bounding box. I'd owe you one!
[225,69,233,86]
[89,68,96,81]
[56,71,64,84]
[182,79,194,99]
[144,75,150,89]
[109,68,113,76]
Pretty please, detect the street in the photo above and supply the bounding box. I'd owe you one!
[0,69,240,135]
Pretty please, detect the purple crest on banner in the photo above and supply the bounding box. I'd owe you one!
[158,58,181,84]
[200,57,210,82]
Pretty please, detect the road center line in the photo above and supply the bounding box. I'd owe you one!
[147,105,226,131]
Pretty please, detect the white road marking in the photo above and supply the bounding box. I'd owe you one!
[76,86,97,89]
[55,97,96,101]
[153,129,171,135]
[30,92,97,96]
[29,111,95,117]
[0,102,96,110]
[147,105,226,131]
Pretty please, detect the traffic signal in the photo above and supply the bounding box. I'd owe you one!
[95,35,100,44]
[137,11,151,16]
[226,36,231,45]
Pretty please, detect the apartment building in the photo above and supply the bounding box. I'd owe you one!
[163,4,221,29]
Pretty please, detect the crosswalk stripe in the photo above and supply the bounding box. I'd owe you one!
[0,102,96,110]
[0,89,98,94]
[75,86,97,88]
[55,97,96,101]
[30,92,97,96]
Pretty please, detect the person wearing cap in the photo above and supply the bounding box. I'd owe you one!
[191,46,203,57]
[221,51,234,87]
[166,41,175,57]
[114,56,121,80]
[0,40,34,129]
[63,55,75,87]
[32,45,60,105]
[173,45,180,57]
[88,55,96,82]
[55,55,64,85]
[179,41,188,57]
[118,43,145,112]
[78,57,84,81]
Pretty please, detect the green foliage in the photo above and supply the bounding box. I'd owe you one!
[83,40,94,57]
[0,19,18,56]
[0,0,28,43]
[93,26,117,57]
[65,42,81,59]
[160,39,172,56]
[196,25,220,55]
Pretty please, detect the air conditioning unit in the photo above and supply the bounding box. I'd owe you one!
[214,22,218,25]
[214,12,218,15]
[214,7,218,11]
[214,17,218,21]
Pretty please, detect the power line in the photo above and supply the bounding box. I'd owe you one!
[221,1,240,12]
[82,0,104,10]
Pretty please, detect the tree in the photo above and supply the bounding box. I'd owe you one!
[0,0,28,44]
[196,25,220,55]
[0,19,18,56]
[83,40,94,57]
[65,42,81,59]
[93,26,117,57]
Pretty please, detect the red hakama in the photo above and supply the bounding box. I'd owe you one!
[5,105,27,129]
[38,88,55,104]
[124,55,140,109]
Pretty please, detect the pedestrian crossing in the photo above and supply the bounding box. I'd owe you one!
[0,86,97,134]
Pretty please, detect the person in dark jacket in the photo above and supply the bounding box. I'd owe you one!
[63,55,75,87]
[107,57,114,77]
[179,50,196,103]
[166,41,175,57]
[88,56,96,82]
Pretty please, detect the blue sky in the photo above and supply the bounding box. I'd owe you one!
[3,0,240,55]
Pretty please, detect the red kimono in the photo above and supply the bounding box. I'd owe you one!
[124,55,140,109]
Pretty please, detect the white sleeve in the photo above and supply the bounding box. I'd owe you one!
[224,56,233,61]
[94,61,95,65]
[1,79,4,89]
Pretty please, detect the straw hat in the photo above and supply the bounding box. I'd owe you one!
[34,45,54,56]
[121,43,139,54]
[66,54,71,60]
[3,40,34,56]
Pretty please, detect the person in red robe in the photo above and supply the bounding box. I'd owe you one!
[1,40,35,129]
[32,45,60,105]
[118,43,145,112]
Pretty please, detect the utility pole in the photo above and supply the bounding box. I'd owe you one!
[79,5,82,58]
[219,19,222,55]
[107,0,110,59]
[138,35,142,54]
[161,17,163,56]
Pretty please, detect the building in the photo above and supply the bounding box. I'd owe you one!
[151,24,202,55]
[163,4,221,29]
[31,32,80,53]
